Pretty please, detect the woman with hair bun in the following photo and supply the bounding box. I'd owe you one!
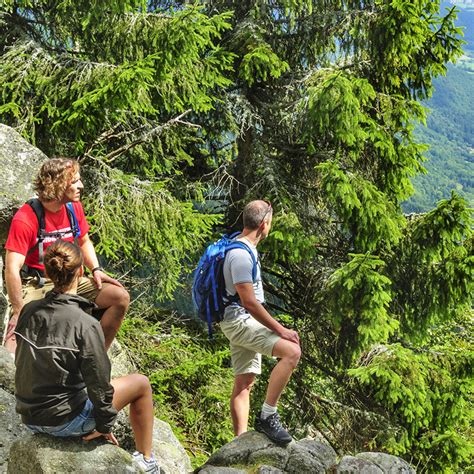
[14,240,160,473]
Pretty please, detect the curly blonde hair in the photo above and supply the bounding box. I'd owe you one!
[34,158,80,201]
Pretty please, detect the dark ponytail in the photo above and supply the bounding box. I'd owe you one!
[44,240,83,292]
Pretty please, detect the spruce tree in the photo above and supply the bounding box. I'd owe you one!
[1,1,472,470]
[193,1,473,470]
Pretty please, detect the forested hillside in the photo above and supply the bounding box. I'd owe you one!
[1,1,472,472]
[406,1,474,211]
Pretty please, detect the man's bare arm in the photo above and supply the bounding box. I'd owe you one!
[234,282,299,344]
[5,250,26,339]
[78,233,123,289]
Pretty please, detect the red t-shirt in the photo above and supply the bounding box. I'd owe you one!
[5,201,89,271]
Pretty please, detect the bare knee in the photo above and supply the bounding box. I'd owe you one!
[131,373,152,396]
[233,374,256,395]
[115,288,130,311]
[284,344,301,369]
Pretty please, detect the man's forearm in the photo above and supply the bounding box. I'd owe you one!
[79,238,100,271]
[243,300,285,335]
[5,268,24,315]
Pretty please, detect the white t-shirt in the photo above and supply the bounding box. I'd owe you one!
[223,238,263,318]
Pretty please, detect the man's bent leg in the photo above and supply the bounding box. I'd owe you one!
[92,283,130,350]
[265,339,301,407]
[230,372,256,436]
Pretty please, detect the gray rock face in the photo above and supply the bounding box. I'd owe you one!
[256,466,285,474]
[7,434,138,473]
[199,467,248,474]
[0,346,15,393]
[206,432,274,466]
[200,432,416,473]
[356,452,415,473]
[0,123,48,242]
[335,455,384,473]
[0,388,29,474]
[109,339,137,379]
[152,418,192,474]
[290,438,337,469]
[202,432,338,473]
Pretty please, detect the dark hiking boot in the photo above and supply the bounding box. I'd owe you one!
[254,412,293,445]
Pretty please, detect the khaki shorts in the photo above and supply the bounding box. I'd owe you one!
[220,313,281,375]
[2,277,100,346]
[20,276,99,306]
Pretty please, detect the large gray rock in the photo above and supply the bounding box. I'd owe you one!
[0,123,47,241]
[201,432,416,474]
[0,388,29,474]
[290,438,337,470]
[256,467,285,474]
[206,431,274,466]
[7,434,138,473]
[0,346,15,394]
[356,452,415,473]
[152,418,192,474]
[110,339,136,379]
[335,455,384,473]
[202,432,339,473]
[199,467,247,474]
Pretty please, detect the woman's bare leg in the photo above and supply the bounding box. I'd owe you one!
[111,374,154,458]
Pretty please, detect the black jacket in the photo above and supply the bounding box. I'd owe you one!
[14,291,117,433]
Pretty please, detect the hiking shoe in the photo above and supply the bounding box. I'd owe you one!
[132,451,160,473]
[254,412,293,445]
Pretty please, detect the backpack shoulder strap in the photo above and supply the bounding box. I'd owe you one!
[65,202,81,240]
[26,198,45,240]
[25,199,47,278]
[225,241,258,282]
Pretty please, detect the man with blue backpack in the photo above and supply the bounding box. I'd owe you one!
[3,158,129,354]
[195,200,301,445]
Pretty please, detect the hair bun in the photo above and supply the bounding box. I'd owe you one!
[48,255,64,271]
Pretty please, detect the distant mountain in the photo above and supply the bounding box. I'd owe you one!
[403,2,474,212]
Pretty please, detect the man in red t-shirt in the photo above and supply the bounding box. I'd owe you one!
[3,158,130,354]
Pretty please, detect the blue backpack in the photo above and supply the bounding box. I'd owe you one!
[192,232,257,336]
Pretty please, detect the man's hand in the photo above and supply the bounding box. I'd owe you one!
[82,430,119,446]
[278,327,300,345]
[92,270,123,291]
[5,312,20,342]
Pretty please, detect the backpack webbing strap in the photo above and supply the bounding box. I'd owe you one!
[25,199,81,287]
[222,240,258,308]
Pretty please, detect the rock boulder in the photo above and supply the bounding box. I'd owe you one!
[199,431,416,473]
[0,123,48,242]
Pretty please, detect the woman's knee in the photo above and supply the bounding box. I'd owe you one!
[127,373,152,396]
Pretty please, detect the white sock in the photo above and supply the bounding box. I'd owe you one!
[261,402,277,420]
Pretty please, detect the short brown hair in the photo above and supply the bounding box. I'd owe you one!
[243,200,273,230]
[34,158,79,201]
[44,240,83,292]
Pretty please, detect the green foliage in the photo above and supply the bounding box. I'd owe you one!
[317,161,405,251]
[118,309,234,467]
[388,193,473,339]
[326,254,398,365]
[0,1,233,297]
[264,212,319,264]
[1,0,472,471]
[405,65,474,212]
[239,43,289,86]
[348,341,473,471]
[82,163,221,299]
